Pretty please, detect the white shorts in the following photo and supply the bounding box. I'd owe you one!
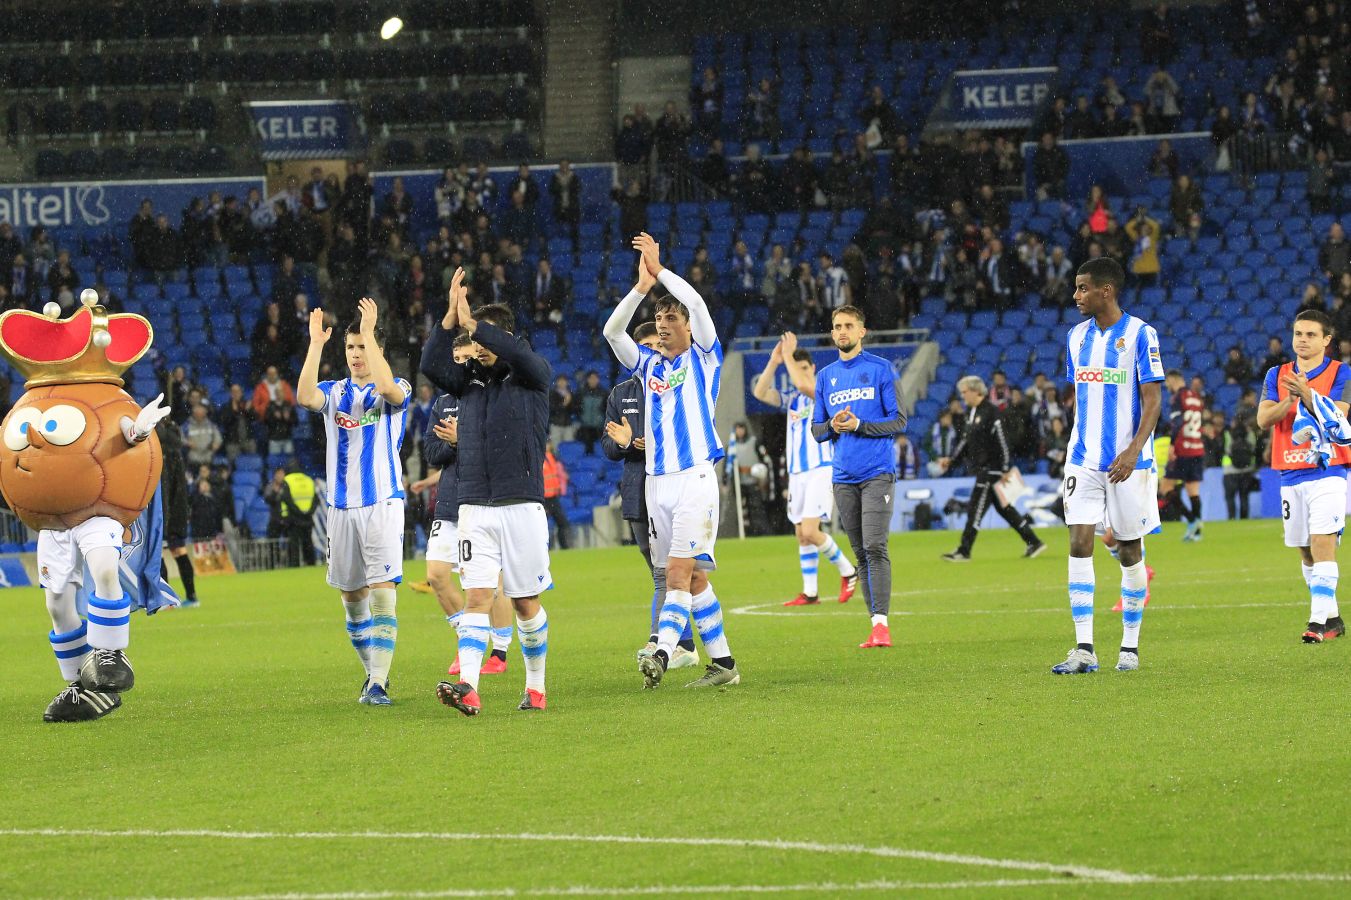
[645,462,719,570]
[425,518,460,568]
[326,499,406,591]
[1064,464,1160,542]
[787,467,834,524]
[37,516,124,594]
[458,502,552,598]
[1280,475,1348,547]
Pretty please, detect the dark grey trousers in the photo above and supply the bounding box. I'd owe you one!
[833,474,894,617]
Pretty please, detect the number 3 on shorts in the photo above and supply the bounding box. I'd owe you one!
[459,539,472,561]
[1283,499,1291,521]
[1066,476,1077,497]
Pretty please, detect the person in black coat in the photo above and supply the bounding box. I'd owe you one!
[419,270,552,712]
[601,322,697,656]
[937,375,1044,561]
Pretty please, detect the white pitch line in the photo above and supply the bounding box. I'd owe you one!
[0,827,1136,882]
[133,872,1351,900]
[731,600,1303,617]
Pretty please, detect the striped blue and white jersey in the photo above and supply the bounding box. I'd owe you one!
[782,388,832,474]
[821,266,849,309]
[634,340,725,476]
[317,377,413,509]
[1064,313,1165,472]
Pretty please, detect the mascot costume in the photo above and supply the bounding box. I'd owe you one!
[0,290,172,722]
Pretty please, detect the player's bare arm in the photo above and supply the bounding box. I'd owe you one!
[1107,380,1162,483]
[780,332,817,395]
[359,298,406,406]
[751,339,784,407]
[601,256,648,371]
[296,307,331,411]
[440,268,464,331]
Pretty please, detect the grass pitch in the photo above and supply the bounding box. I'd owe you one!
[2,520,1349,898]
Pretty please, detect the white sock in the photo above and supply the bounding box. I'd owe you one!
[446,611,462,629]
[49,621,90,681]
[492,625,514,653]
[798,545,819,597]
[367,588,398,689]
[1069,556,1095,648]
[86,593,130,651]
[516,609,548,692]
[818,534,856,578]
[456,612,491,689]
[691,585,731,660]
[1310,561,1339,625]
[1302,562,1314,588]
[656,590,692,659]
[870,613,888,626]
[343,597,372,676]
[1119,561,1148,650]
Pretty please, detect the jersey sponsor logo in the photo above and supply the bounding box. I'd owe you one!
[828,386,876,405]
[334,409,381,429]
[647,367,688,394]
[1283,448,1316,464]
[788,405,813,422]
[1075,366,1130,385]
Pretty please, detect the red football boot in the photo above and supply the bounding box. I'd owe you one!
[480,654,508,675]
[447,656,461,676]
[838,573,858,604]
[1112,565,1155,612]
[436,680,480,716]
[859,622,891,648]
[518,689,547,711]
[782,593,819,606]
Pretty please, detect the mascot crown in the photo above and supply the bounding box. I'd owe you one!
[0,293,153,388]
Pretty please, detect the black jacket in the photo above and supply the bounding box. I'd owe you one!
[600,374,646,522]
[420,321,550,505]
[946,399,1011,478]
[422,393,460,522]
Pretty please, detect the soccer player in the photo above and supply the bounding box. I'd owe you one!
[415,334,516,676]
[602,320,700,668]
[297,298,411,706]
[750,331,859,606]
[1162,369,1206,541]
[811,306,906,649]
[1053,258,1163,675]
[1255,309,1349,644]
[422,270,552,715]
[602,233,740,690]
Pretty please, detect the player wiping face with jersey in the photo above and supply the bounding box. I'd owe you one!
[603,232,739,691]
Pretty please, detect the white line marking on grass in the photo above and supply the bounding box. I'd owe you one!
[732,599,1302,617]
[0,827,1136,882]
[132,872,1351,900]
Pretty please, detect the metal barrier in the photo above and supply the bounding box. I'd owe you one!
[224,537,290,573]
[0,508,37,549]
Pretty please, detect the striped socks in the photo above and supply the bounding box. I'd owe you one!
[656,590,693,661]
[818,534,856,578]
[1119,561,1148,650]
[343,597,372,676]
[367,588,397,689]
[86,593,131,651]
[798,545,819,597]
[1310,562,1339,626]
[49,621,90,681]
[517,609,548,692]
[456,612,491,689]
[691,584,733,666]
[1068,556,1095,650]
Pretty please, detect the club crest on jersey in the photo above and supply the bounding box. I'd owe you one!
[648,367,688,394]
[1115,337,1127,351]
[1075,367,1129,385]
[334,409,381,429]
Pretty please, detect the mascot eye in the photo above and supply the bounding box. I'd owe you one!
[38,405,87,447]
[3,409,42,451]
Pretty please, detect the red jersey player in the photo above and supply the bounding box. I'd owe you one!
[1163,369,1205,541]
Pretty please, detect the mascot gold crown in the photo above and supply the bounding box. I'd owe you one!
[0,292,162,531]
